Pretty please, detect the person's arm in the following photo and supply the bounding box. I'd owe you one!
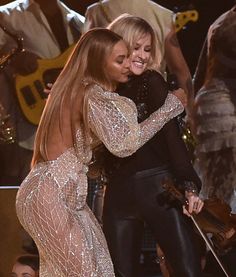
[148,72,201,191]
[86,84,184,158]
[164,26,193,115]
[148,72,203,214]
[0,22,38,75]
[165,119,201,190]
[193,37,208,95]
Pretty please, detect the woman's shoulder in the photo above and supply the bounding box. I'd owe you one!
[85,82,120,101]
[145,70,165,81]
[140,70,166,90]
[85,82,137,110]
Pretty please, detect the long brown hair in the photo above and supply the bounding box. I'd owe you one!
[108,14,160,71]
[32,28,123,166]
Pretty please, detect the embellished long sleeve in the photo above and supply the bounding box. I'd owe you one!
[87,84,184,158]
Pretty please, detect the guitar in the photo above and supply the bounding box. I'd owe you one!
[14,44,75,125]
[174,10,199,32]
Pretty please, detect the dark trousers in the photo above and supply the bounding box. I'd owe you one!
[103,167,203,277]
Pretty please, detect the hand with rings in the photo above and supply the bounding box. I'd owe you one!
[183,191,204,216]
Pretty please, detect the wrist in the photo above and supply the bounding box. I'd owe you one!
[184,181,198,195]
[185,190,198,198]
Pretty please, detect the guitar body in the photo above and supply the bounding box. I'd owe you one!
[15,44,75,125]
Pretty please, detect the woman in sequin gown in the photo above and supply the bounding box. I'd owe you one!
[15,29,185,276]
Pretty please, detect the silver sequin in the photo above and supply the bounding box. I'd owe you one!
[16,84,183,276]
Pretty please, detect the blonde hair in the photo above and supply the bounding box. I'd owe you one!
[108,13,160,70]
[32,28,123,166]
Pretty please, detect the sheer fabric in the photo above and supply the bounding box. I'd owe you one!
[16,84,183,276]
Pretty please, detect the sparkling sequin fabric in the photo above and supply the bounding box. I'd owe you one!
[16,84,183,276]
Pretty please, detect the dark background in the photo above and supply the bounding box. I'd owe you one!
[0,0,235,74]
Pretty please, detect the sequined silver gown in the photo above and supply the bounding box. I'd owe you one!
[16,84,183,276]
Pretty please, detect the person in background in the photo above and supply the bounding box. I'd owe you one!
[11,255,39,277]
[0,0,84,185]
[193,5,236,215]
[193,8,236,276]
[16,27,186,275]
[101,14,204,277]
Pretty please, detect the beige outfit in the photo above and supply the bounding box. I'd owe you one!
[84,0,173,74]
[0,0,84,59]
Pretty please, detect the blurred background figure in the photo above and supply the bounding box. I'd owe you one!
[11,254,39,277]
[193,5,236,214]
[192,7,236,276]
[0,0,84,186]
[0,1,84,270]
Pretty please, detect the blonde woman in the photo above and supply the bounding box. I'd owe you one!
[102,15,203,277]
[15,28,185,276]
[84,0,193,106]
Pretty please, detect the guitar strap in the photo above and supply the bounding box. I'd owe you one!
[69,18,82,42]
[99,1,112,24]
